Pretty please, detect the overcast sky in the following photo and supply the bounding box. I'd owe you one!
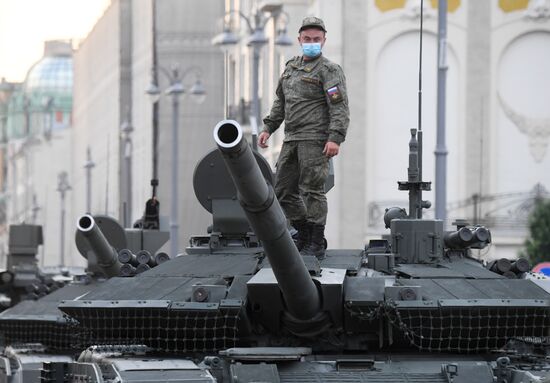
[0,0,111,82]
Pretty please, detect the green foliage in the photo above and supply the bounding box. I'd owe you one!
[523,199,550,266]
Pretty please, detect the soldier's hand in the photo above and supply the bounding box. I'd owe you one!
[258,132,271,148]
[323,141,340,158]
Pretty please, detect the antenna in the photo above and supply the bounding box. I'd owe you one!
[417,0,424,189]
[397,0,431,219]
[105,136,110,215]
[151,0,159,183]
[418,0,423,134]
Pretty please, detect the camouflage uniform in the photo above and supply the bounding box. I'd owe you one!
[263,55,349,225]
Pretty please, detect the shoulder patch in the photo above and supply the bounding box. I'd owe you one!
[285,56,299,66]
[322,60,341,73]
[326,85,344,104]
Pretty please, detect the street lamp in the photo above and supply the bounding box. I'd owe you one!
[56,171,71,267]
[84,146,95,213]
[145,65,206,258]
[212,26,239,119]
[121,118,133,227]
[212,5,292,150]
[31,193,40,224]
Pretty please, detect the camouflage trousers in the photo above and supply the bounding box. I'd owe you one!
[274,140,329,225]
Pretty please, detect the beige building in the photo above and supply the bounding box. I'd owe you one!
[71,0,225,263]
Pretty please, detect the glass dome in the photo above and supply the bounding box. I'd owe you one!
[6,41,73,140]
[24,56,73,96]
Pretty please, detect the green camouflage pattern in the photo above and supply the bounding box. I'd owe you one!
[274,141,330,225]
[263,55,349,145]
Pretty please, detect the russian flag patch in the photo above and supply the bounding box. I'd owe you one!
[326,85,343,104]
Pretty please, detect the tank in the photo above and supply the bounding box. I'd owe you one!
[0,196,170,382]
[0,224,70,310]
[45,119,550,382]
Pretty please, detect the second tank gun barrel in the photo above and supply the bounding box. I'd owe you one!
[77,214,121,277]
[214,120,322,321]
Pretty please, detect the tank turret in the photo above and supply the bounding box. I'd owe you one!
[75,213,169,278]
[0,195,170,380]
[47,117,550,382]
[0,224,71,309]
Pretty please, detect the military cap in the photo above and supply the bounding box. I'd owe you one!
[299,16,327,33]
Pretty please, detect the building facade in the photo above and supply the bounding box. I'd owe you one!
[227,0,550,259]
[71,0,225,259]
[0,40,74,267]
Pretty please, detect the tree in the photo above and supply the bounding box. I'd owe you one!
[523,199,550,265]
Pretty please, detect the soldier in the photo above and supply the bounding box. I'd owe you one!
[258,16,350,258]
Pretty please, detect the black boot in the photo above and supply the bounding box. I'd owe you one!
[291,220,311,251]
[302,224,326,259]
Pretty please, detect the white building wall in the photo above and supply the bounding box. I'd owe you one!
[72,2,122,262]
[72,0,225,257]
[487,3,550,258]
[495,32,550,193]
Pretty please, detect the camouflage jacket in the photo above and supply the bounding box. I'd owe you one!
[262,55,350,145]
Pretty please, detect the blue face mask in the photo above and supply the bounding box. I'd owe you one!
[302,43,322,58]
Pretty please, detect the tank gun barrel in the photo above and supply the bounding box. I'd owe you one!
[214,120,321,320]
[77,215,121,277]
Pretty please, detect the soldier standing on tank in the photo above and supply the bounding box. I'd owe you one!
[258,16,350,258]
